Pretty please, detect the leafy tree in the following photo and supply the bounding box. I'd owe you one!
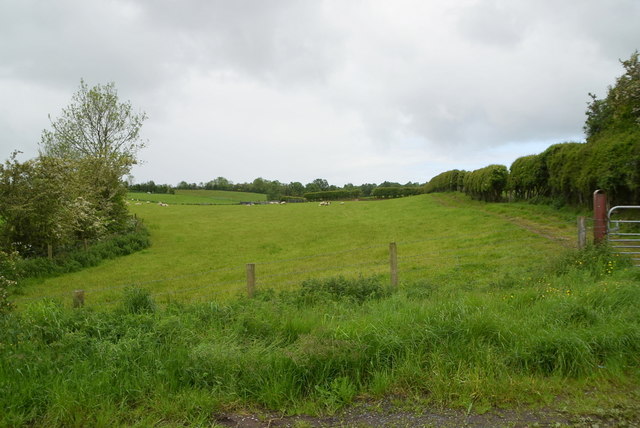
[40,80,147,167]
[39,80,147,233]
[585,51,640,139]
[305,178,329,193]
[287,181,305,196]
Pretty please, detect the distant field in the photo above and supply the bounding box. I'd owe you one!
[17,193,576,306]
[128,189,267,205]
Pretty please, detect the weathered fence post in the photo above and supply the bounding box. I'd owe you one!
[389,242,398,288]
[593,190,607,245]
[73,290,85,308]
[47,244,53,260]
[577,216,587,249]
[246,263,256,298]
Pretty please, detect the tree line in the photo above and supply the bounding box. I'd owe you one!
[128,178,423,201]
[425,51,640,207]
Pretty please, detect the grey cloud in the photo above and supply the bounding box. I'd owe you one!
[1,0,639,185]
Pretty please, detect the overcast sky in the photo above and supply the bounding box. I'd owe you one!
[1,0,639,186]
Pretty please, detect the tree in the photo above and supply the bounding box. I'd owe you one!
[585,51,640,139]
[39,80,147,233]
[40,80,147,169]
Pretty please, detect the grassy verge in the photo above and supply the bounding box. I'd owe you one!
[1,246,638,426]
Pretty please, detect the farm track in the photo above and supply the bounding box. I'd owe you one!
[215,398,637,427]
[430,194,574,247]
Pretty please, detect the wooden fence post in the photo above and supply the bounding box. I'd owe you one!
[73,290,85,308]
[246,263,256,298]
[389,242,398,288]
[47,244,53,260]
[577,216,587,249]
[593,190,607,245]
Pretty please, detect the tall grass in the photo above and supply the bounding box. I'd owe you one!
[2,247,639,427]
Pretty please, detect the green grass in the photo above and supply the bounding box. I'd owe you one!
[128,189,267,205]
[2,257,639,426]
[15,194,573,307]
[3,193,639,426]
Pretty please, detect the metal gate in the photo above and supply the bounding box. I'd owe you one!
[608,205,640,266]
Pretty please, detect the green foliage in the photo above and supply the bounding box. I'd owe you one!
[297,275,392,304]
[425,51,640,208]
[127,180,174,194]
[1,81,147,260]
[280,195,307,203]
[0,250,19,315]
[371,186,422,198]
[2,259,640,425]
[121,287,156,314]
[508,154,546,199]
[424,169,466,193]
[540,142,585,204]
[579,131,640,205]
[304,190,361,201]
[16,227,150,279]
[554,244,632,279]
[40,80,146,167]
[463,164,508,202]
[585,51,640,139]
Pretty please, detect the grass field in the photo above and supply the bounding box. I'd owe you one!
[128,189,268,205]
[16,194,575,306]
[4,193,639,427]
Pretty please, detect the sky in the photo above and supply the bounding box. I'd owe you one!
[1,0,639,187]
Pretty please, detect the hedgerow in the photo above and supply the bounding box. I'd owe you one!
[304,190,361,201]
[16,227,150,279]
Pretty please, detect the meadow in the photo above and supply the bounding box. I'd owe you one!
[2,194,640,427]
[128,189,267,205]
[16,194,575,307]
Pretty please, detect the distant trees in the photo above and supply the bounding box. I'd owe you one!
[372,187,423,199]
